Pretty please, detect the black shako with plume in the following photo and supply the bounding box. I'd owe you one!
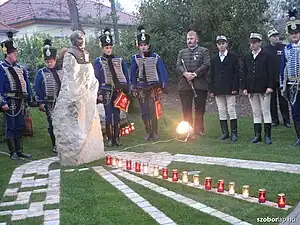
[99,27,113,47]
[136,25,150,45]
[286,7,300,33]
[43,39,57,60]
[0,31,17,55]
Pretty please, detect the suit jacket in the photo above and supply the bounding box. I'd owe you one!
[176,46,210,91]
[241,49,276,94]
[209,51,239,95]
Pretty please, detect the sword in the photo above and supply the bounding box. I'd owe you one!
[181,59,198,98]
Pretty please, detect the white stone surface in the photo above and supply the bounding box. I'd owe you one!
[52,52,105,166]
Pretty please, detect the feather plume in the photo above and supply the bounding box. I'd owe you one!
[137,25,145,32]
[6,31,13,39]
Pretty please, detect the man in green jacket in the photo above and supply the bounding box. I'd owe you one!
[176,30,210,136]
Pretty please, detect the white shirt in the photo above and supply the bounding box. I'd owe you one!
[219,50,228,62]
[252,48,262,59]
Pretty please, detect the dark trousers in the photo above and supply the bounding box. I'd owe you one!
[138,89,156,121]
[179,90,208,132]
[5,99,25,139]
[104,93,120,125]
[291,93,300,122]
[271,83,290,123]
[45,103,56,147]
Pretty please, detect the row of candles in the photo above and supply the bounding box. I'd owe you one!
[120,123,135,136]
[106,156,287,208]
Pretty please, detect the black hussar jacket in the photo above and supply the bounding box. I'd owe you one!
[241,49,276,94]
[209,51,240,95]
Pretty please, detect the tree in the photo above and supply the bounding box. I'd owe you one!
[137,0,269,80]
[110,0,120,43]
[67,0,83,31]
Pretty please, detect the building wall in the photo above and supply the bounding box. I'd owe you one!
[14,23,118,39]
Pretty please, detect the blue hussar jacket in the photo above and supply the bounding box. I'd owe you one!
[93,55,130,93]
[34,67,61,105]
[0,60,33,107]
[130,52,168,89]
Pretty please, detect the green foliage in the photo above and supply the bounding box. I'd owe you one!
[137,0,269,80]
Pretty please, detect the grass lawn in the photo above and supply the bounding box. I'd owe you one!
[0,108,300,224]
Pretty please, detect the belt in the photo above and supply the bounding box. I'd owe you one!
[5,92,27,99]
[44,96,55,100]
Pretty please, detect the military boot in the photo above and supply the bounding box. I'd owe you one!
[293,120,300,146]
[143,120,152,141]
[251,123,262,143]
[15,136,32,158]
[105,124,113,147]
[7,137,19,160]
[151,116,160,141]
[113,123,122,147]
[218,120,229,140]
[230,119,238,142]
[264,123,272,145]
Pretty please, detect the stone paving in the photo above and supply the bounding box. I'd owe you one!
[111,169,252,225]
[93,166,177,225]
[2,150,300,224]
[0,157,60,225]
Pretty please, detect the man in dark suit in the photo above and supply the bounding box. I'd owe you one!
[264,29,291,128]
[242,33,276,145]
[209,35,239,142]
[176,30,210,136]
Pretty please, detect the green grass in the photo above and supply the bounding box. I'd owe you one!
[18,186,47,192]
[1,108,300,224]
[44,203,59,210]
[132,173,290,225]
[30,192,46,202]
[119,176,231,225]
[1,195,17,202]
[9,217,43,225]
[60,170,159,225]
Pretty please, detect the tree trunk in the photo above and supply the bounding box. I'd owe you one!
[67,0,83,32]
[110,0,120,44]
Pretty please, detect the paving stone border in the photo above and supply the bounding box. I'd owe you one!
[93,166,177,225]
[278,202,300,225]
[0,157,60,225]
[111,169,252,225]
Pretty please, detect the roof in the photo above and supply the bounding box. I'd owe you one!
[0,21,17,33]
[0,0,135,26]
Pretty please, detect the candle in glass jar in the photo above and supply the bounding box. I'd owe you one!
[126,160,132,170]
[153,165,159,177]
[172,169,178,182]
[228,182,235,194]
[205,177,212,190]
[135,162,141,172]
[217,180,224,192]
[106,155,112,165]
[277,193,286,208]
[162,168,168,179]
[112,157,117,167]
[117,158,123,168]
[258,189,266,203]
[193,175,200,186]
[242,185,249,198]
[182,171,188,183]
[143,163,149,174]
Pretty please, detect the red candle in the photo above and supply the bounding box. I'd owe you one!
[277,193,286,208]
[205,177,212,190]
[135,162,141,172]
[105,155,112,165]
[172,169,178,182]
[162,168,168,179]
[258,189,266,203]
[125,127,130,135]
[121,129,125,136]
[217,180,224,192]
[131,123,135,131]
[126,160,132,170]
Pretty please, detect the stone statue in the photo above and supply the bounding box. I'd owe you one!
[52,30,105,166]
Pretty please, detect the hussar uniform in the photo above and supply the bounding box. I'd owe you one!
[209,35,239,142]
[130,26,168,141]
[0,32,33,160]
[34,39,62,153]
[94,27,130,147]
[242,33,276,144]
[280,8,300,145]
